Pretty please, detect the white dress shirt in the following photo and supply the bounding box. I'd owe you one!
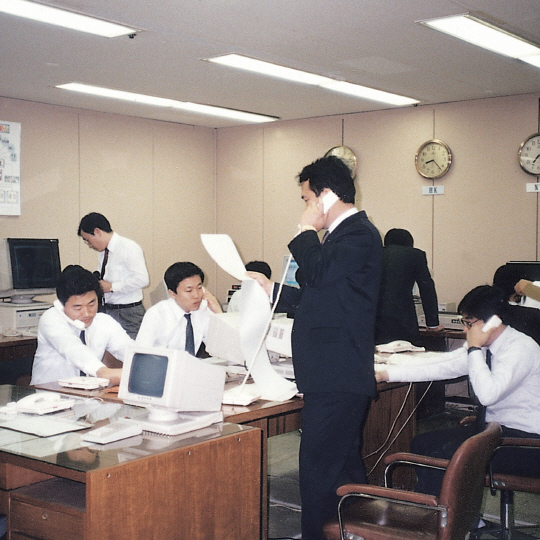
[99,232,149,304]
[31,306,133,385]
[385,325,540,434]
[136,297,210,353]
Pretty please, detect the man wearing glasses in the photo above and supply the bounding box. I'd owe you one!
[376,285,540,496]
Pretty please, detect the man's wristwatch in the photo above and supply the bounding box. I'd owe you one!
[467,346,482,354]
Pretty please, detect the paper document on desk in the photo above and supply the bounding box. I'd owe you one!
[2,416,89,437]
[201,234,297,402]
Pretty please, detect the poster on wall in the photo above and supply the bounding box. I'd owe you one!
[0,120,21,216]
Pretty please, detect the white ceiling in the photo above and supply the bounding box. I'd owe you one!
[1,0,540,128]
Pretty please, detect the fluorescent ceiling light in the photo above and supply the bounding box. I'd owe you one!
[56,83,278,123]
[208,54,419,107]
[0,0,139,37]
[418,13,540,62]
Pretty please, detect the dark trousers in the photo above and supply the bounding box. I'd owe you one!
[103,303,145,339]
[411,424,540,496]
[299,392,370,540]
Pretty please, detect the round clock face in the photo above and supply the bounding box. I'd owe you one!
[415,140,452,179]
[325,145,357,178]
[518,133,540,176]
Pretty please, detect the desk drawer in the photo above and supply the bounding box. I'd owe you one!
[10,478,85,540]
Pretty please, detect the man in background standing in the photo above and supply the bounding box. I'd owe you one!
[78,212,149,339]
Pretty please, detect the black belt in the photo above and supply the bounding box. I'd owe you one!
[104,301,142,309]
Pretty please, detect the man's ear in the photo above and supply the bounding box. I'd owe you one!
[167,289,176,300]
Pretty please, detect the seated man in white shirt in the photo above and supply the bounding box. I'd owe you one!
[376,285,540,495]
[31,265,133,386]
[136,262,222,356]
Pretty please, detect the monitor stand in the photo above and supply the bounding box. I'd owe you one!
[131,410,224,436]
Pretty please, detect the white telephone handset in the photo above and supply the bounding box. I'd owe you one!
[16,392,76,414]
[54,300,85,331]
[321,191,339,214]
[482,315,502,332]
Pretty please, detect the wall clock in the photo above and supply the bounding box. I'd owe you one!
[518,133,540,175]
[324,145,357,178]
[415,139,452,179]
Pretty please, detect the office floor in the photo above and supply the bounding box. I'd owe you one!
[267,412,540,540]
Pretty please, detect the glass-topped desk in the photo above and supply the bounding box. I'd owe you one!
[0,385,264,540]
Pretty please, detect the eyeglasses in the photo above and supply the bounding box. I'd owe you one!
[460,317,480,329]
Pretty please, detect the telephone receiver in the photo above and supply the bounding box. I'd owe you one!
[54,299,86,331]
[16,391,75,414]
[482,315,502,333]
[321,190,339,214]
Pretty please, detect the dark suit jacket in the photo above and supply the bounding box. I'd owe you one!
[276,210,382,396]
[375,244,439,345]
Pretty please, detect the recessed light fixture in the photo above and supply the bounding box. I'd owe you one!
[418,13,540,66]
[56,83,278,123]
[207,54,419,107]
[0,0,140,38]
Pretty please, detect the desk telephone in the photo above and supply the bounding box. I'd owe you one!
[375,340,425,354]
[16,392,76,415]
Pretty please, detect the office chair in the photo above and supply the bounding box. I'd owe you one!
[323,422,502,540]
[458,417,540,540]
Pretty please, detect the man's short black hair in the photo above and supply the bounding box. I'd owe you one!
[458,285,506,322]
[77,213,112,236]
[298,156,355,204]
[245,261,271,279]
[164,262,204,292]
[56,265,103,305]
[384,228,414,247]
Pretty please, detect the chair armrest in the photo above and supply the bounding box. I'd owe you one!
[384,452,451,469]
[336,483,439,507]
[501,437,540,448]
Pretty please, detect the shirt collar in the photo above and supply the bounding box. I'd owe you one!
[327,207,358,234]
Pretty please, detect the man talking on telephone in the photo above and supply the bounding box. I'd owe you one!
[251,156,383,540]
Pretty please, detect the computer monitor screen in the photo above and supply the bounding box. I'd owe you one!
[118,344,226,422]
[506,261,540,281]
[0,238,61,303]
[128,353,169,398]
[281,256,299,288]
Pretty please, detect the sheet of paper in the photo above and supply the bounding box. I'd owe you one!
[200,234,249,282]
[201,234,297,401]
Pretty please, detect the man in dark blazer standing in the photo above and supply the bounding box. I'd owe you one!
[375,228,443,346]
[251,156,383,540]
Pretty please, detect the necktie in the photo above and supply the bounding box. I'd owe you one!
[321,230,330,244]
[79,330,86,376]
[100,248,109,279]
[184,313,195,356]
[471,349,492,432]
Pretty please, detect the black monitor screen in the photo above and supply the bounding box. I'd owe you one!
[8,238,61,289]
[506,261,540,282]
[128,353,168,398]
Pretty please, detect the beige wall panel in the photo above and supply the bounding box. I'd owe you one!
[343,106,437,259]
[215,126,264,301]
[78,112,156,306]
[430,94,540,305]
[0,98,80,274]
[262,116,343,284]
[152,123,217,299]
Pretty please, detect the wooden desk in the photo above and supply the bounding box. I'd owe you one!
[34,380,415,487]
[0,386,264,540]
[0,335,37,362]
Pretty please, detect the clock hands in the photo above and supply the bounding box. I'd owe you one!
[425,159,442,171]
[533,154,540,165]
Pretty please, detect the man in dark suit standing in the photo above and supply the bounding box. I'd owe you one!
[251,156,383,540]
[376,228,443,346]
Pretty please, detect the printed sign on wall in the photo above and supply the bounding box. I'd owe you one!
[0,121,21,216]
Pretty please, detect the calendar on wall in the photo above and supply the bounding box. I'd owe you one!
[0,120,21,216]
